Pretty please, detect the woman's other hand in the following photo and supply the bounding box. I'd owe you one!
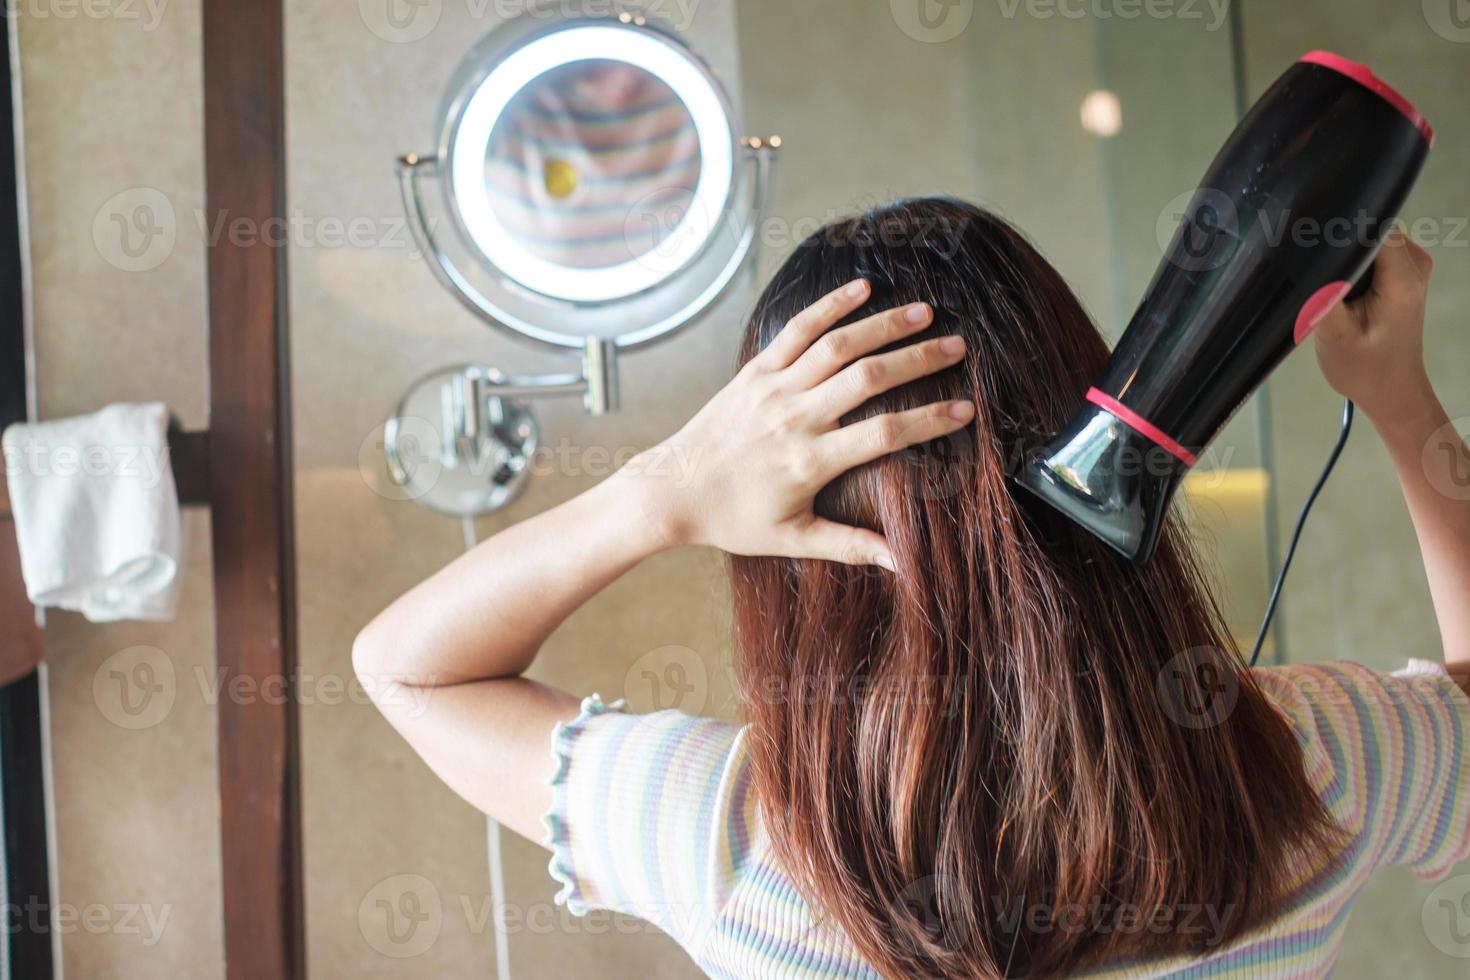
[1314,228,1470,684]
[1314,226,1435,426]
[622,278,974,569]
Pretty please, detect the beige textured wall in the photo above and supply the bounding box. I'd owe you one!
[284,2,742,977]
[1241,1,1470,975]
[15,1,223,978]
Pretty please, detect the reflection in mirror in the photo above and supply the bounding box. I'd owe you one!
[484,59,702,271]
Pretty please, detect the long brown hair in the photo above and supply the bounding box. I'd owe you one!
[731,198,1339,978]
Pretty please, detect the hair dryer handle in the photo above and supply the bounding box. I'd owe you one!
[1344,260,1376,303]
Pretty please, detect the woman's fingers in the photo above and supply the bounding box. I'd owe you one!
[786,302,934,386]
[809,336,967,420]
[1375,226,1433,296]
[1315,296,1364,341]
[820,399,975,473]
[758,278,872,369]
[788,518,895,570]
[1323,228,1433,342]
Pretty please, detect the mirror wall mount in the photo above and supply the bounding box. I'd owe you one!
[382,340,617,517]
[384,364,542,518]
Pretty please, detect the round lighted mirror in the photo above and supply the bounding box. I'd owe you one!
[452,27,732,303]
[399,13,769,351]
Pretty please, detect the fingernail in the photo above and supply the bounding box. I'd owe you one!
[875,553,896,571]
[949,400,976,420]
[904,303,931,324]
[939,335,965,355]
[846,279,868,298]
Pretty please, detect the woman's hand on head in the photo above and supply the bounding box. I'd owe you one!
[1314,226,1436,426]
[622,278,975,569]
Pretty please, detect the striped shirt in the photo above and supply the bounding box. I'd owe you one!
[542,661,1470,977]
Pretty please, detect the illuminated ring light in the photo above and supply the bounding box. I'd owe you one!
[448,24,735,305]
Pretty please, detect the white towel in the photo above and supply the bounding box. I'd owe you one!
[2,403,181,622]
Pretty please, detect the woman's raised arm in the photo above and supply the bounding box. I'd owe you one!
[1314,228,1470,688]
[351,278,975,841]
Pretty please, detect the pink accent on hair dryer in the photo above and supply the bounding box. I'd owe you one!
[1294,281,1352,344]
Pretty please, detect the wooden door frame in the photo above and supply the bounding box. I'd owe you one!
[201,1,304,976]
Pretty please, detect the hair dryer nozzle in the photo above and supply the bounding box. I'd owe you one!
[1014,403,1191,565]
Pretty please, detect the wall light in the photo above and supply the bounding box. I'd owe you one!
[1080,89,1123,138]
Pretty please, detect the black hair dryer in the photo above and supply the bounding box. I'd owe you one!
[1015,51,1433,564]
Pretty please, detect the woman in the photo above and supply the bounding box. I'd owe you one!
[354,199,1469,977]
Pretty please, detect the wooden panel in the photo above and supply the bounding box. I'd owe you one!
[0,670,54,978]
[201,0,304,977]
[0,524,42,686]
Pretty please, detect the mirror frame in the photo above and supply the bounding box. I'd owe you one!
[396,7,776,354]
[442,21,737,305]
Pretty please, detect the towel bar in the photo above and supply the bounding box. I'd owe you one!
[0,425,211,518]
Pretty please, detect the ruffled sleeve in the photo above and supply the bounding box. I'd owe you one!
[540,694,754,953]
[542,693,628,916]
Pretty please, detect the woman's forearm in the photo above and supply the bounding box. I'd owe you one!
[1311,231,1466,680]
[353,466,678,687]
[1373,382,1470,676]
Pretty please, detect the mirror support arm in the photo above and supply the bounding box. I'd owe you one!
[467,338,618,415]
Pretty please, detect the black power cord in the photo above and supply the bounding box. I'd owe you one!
[1247,399,1355,667]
